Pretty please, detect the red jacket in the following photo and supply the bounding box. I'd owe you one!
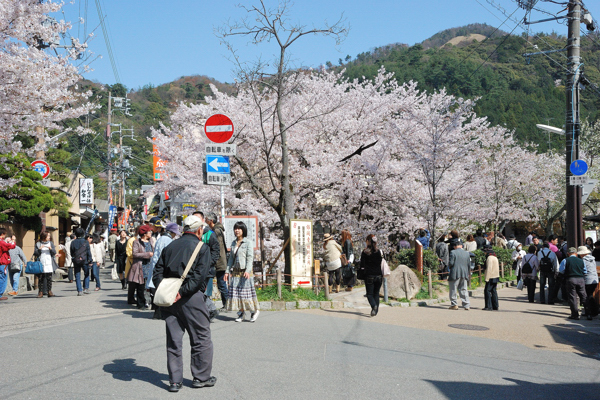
[0,238,16,266]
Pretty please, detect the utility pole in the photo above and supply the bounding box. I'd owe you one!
[565,0,584,248]
[107,91,112,205]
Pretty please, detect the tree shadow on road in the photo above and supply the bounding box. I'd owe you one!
[544,323,600,358]
[103,358,175,390]
[424,378,599,399]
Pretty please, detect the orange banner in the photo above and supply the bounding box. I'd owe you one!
[153,139,166,181]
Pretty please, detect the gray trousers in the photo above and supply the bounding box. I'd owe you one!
[449,278,470,308]
[163,290,213,384]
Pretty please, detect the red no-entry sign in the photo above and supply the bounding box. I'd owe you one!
[204,114,234,143]
[31,159,50,179]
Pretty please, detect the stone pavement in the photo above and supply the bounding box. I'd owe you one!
[1,265,600,399]
[303,284,600,356]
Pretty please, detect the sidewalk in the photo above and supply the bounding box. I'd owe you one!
[300,284,600,356]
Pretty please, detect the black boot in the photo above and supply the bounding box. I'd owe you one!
[121,279,127,290]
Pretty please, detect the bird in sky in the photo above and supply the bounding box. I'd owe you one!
[338,140,379,162]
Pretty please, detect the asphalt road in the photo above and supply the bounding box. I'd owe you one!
[1,268,599,400]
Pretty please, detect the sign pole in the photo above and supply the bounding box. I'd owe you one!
[565,1,584,248]
[220,185,225,222]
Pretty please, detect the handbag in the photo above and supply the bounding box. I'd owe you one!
[25,260,44,275]
[154,241,204,307]
[516,278,524,291]
[340,254,348,266]
[380,251,391,277]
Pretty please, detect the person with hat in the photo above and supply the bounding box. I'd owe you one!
[149,216,165,246]
[323,233,343,293]
[128,225,154,309]
[558,247,588,320]
[578,246,598,320]
[506,235,519,250]
[483,245,500,311]
[146,222,180,319]
[153,215,216,392]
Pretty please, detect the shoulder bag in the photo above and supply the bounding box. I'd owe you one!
[25,250,44,275]
[154,241,204,307]
[380,250,391,277]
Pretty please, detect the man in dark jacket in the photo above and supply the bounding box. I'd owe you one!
[474,229,486,250]
[448,239,471,310]
[561,247,587,320]
[205,212,228,311]
[153,215,216,393]
[70,228,93,296]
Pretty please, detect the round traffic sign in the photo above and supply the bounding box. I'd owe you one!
[570,159,588,176]
[31,159,50,179]
[204,114,234,143]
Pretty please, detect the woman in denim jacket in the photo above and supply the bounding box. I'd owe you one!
[225,221,260,322]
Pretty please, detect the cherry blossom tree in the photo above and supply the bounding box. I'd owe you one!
[474,125,562,233]
[0,0,94,188]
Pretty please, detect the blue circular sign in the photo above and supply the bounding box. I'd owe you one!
[570,160,588,176]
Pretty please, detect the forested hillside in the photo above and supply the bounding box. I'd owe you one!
[334,24,600,150]
[57,75,233,201]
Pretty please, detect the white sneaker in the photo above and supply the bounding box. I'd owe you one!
[250,310,260,322]
[235,311,245,322]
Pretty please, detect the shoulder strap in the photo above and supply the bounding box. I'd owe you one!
[181,241,204,280]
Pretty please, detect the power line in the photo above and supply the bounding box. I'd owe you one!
[94,0,121,83]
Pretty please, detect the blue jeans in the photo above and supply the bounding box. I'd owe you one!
[205,277,214,297]
[9,270,20,292]
[0,265,7,296]
[216,271,229,307]
[92,262,101,289]
[74,264,90,293]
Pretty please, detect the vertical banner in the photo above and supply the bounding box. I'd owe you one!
[108,205,117,230]
[290,219,313,288]
[79,178,94,205]
[153,138,166,181]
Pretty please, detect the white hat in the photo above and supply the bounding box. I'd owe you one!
[183,215,203,232]
[577,246,591,256]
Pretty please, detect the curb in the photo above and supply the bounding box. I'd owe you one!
[254,280,518,311]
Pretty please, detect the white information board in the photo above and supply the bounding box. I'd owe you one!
[585,230,597,244]
[79,178,94,205]
[290,219,313,288]
[223,216,259,251]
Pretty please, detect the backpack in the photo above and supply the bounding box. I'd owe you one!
[521,255,533,274]
[538,250,553,274]
[72,241,88,265]
[201,230,213,244]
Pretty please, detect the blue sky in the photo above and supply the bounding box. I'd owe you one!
[57,0,600,89]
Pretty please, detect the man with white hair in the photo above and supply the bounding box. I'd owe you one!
[153,215,216,392]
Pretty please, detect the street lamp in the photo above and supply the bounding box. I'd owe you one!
[536,124,565,151]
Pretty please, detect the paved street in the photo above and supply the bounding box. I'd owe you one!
[1,267,599,400]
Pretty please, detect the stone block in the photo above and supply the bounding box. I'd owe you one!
[331,301,344,309]
[319,301,331,309]
[297,301,309,309]
[343,302,354,308]
[382,265,422,300]
[259,301,272,310]
[389,301,401,307]
[400,302,410,308]
[308,301,320,309]
[271,301,286,311]
[285,302,297,310]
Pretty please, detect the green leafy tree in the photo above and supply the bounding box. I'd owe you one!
[0,153,54,231]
